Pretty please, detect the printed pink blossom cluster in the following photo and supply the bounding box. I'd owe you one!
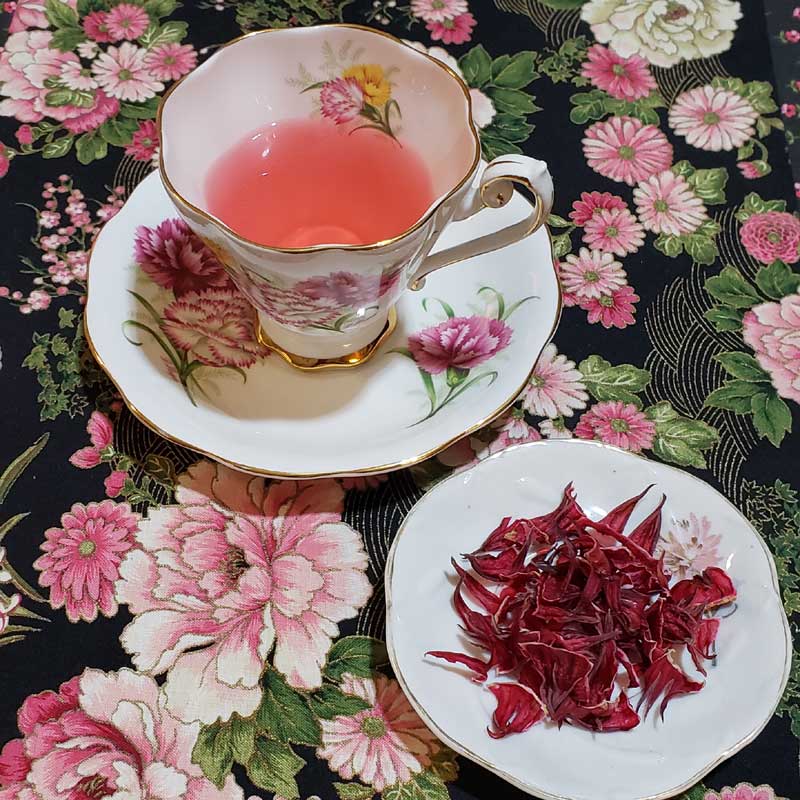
[410,0,475,44]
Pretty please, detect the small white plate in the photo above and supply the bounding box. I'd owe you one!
[85,172,559,478]
[385,440,791,800]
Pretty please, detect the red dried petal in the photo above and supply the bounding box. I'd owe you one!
[599,485,653,531]
[628,494,666,555]
[426,651,489,681]
[488,683,546,738]
[639,651,704,719]
[671,567,736,611]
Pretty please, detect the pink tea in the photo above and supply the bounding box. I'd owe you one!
[204,117,436,248]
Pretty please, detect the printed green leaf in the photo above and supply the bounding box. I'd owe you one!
[740,80,778,114]
[144,0,178,17]
[751,391,792,447]
[687,167,728,205]
[714,351,770,382]
[683,234,718,265]
[737,140,755,160]
[247,738,304,799]
[335,783,376,800]
[536,0,588,8]
[191,722,233,789]
[58,308,77,329]
[44,87,94,108]
[704,380,762,413]
[647,407,718,469]
[324,636,388,682]
[568,90,607,124]
[675,785,710,800]
[119,97,161,119]
[755,259,800,300]
[75,132,108,164]
[492,52,538,89]
[486,115,534,142]
[489,87,540,115]
[490,54,512,80]
[736,192,786,222]
[50,26,86,51]
[671,160,695,179]
[46,0,79,28]
[228,714,257,765]
[458,45,492,88]
[42,136,74,159]
[308,685,372,719]
[654,234,684,258]
[547,213,572,228]
[139,20,187,48]
[479,134,521,160]
[0,434,49,505]
[427,748,459,782]
[551,231,572,258]
[578,355,650,406]
[704,266,760,308]
[255,669,321,745]
[99,117,139,146]
[382,771,450,800]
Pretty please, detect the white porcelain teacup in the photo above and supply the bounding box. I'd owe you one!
[158,24,554,362]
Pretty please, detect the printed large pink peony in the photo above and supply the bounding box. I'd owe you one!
[116,461,372,723]
[162,288,263,368]
[742,294,800,404]
[408,315,513,374]
[0,669,243,800]
[134,218,232,295]
[9,0,76,32]
[739,211,800,264]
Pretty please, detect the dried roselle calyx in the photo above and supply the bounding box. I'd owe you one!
[427,483,736,737]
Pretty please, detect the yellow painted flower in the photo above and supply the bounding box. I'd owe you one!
[343,64,391,107]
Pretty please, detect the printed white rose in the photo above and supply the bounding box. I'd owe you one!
[580,0,742,68]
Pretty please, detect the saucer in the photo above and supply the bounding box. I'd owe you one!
[85,171,560,478]
[385,440,791,800]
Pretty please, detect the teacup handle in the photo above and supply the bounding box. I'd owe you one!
[410,154,554,290]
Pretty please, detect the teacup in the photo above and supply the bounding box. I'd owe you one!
[158,24,554,362]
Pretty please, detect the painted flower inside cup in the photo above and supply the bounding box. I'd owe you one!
[428,484,736,736]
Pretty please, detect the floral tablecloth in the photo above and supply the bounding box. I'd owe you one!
[0,1,798,800]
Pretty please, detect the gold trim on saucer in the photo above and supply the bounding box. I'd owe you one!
[255,308,397,370]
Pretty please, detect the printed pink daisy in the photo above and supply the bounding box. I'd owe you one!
[574,401,655,452]
[92,42,164,102]
[583,206,645,256]
[669,85,757,151]
[317,673,441,790]
[320,77,364,124]
[144,42,198,82]
[410,0,467,22]
[105,3,149,41]
[580,285,639,329]
[583,116,673,186]
[569,191,627,225]
[580,44,657,101]
[559,247,627,302]
[427,12,476,44]
[125,118,158,162]
[633,170,708,236]
[82,9,112,42]
[59,60,97,91]
[34,500,139,623]
[521,342,588,418]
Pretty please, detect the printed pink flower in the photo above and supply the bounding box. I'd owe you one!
[27,288,50,310]
[539,418,573,439]
[0,149,9,179]
[703,784,783,800]
[61,90,119,134]
[116,461,372,722]
[317,673,441,790]
[575,400,655,451]
[69,410,113,469]
[583,116,673,186]
[92,42,164,102]
[656,513,722,580]
[410,0,467,22]
[15,124,32,144]
[162,288,263,368]
[34,500,138,622]
[104,470,128,498]
[144,43,198,82]
[559,247,627,302]
[742,294,800,404]
[105,3,150,41]
[0,594,21,635]
[0,669,244,800]
[125,118,159,161]
[427,12,475,44]
[580,44,657,101]
[320,77,364,124]
[8,0,75,31]
[583,206,645,256]
[570,191,628,225]
[580,284,639,329]
[134,217,231,295]
[738,161,766,179]
[669,85,757,151]
[408,315,512,374]
[522,342,588,418]
[294,271,378,307]
[240,271,341,329]
[633,170,708,236]
[783,102,798,117]
[739,211,800,264]
[82,10,113,42]
[784,30,800,43]
[60,59,97,91]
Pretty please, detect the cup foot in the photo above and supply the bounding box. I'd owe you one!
[255,308,398,371]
